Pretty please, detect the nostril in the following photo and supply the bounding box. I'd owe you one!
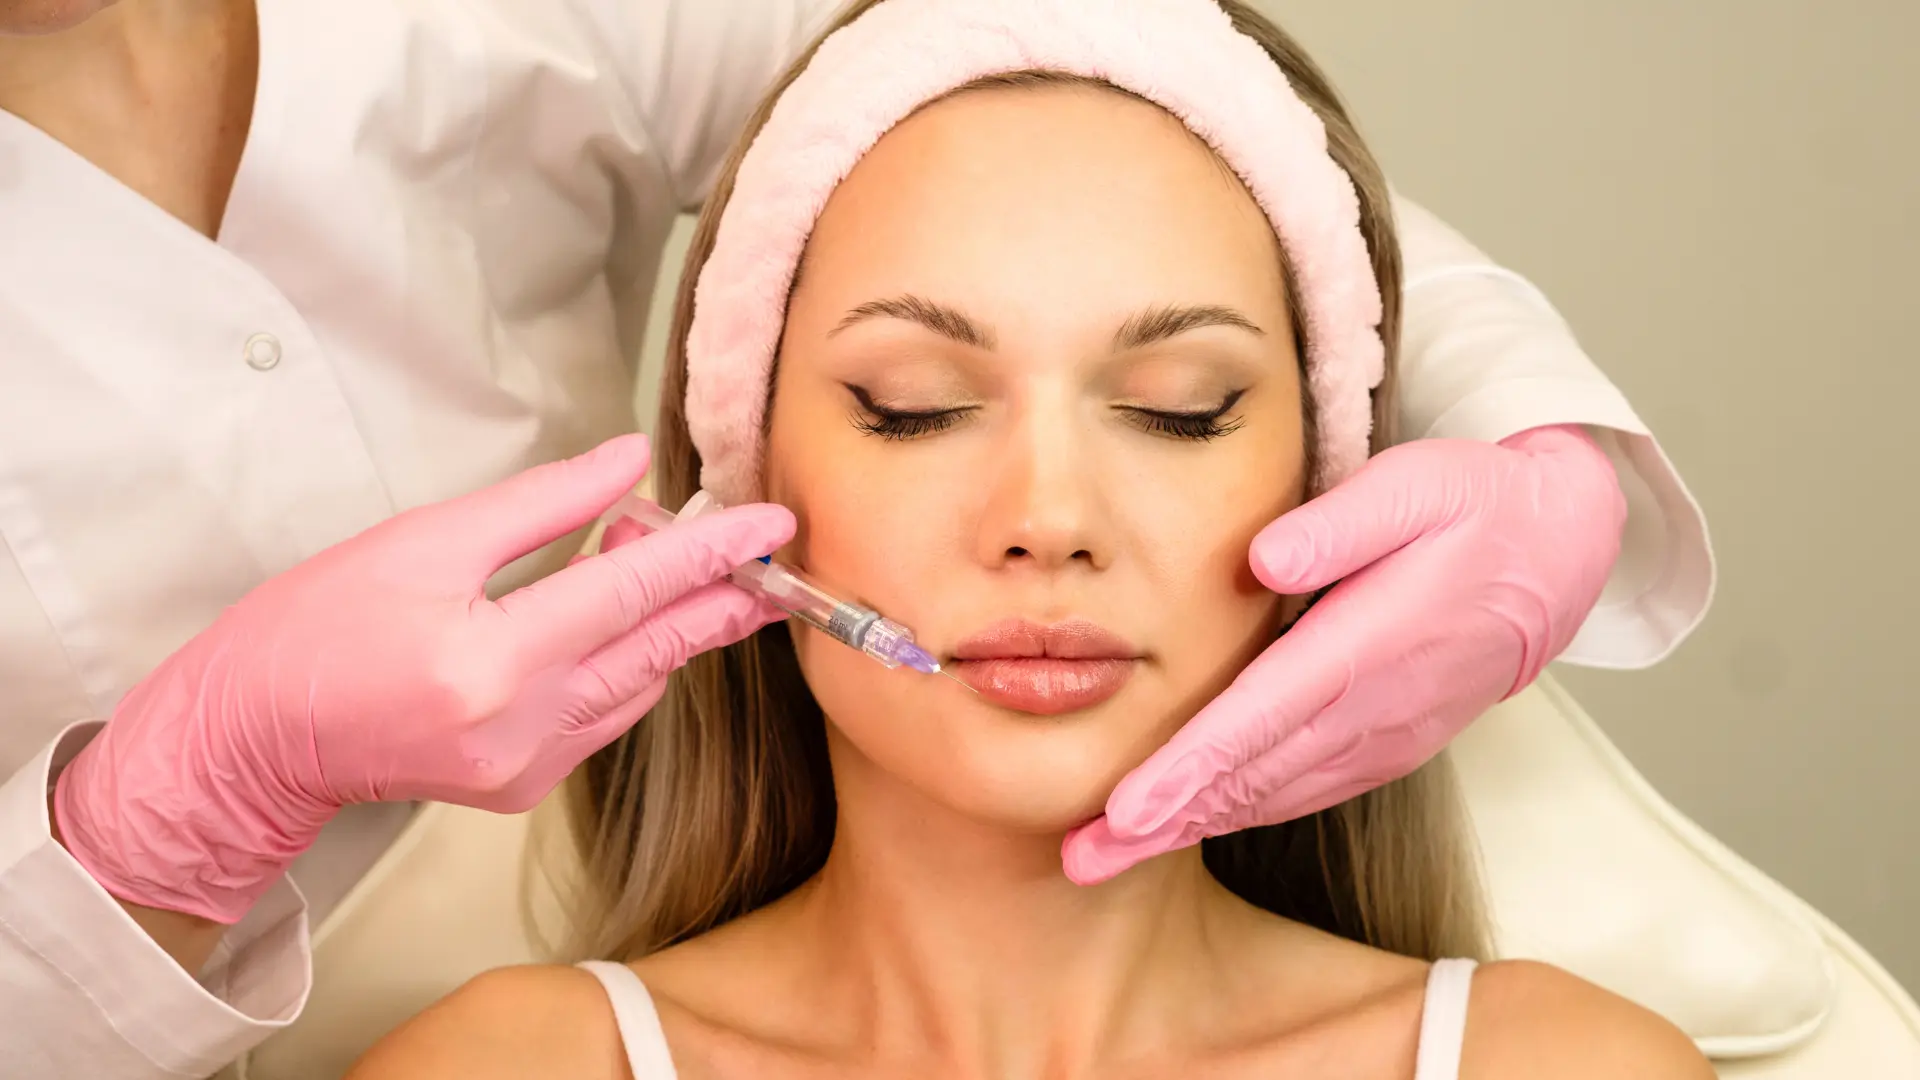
[1007,546,1030,558]
[1072,549,1093,561]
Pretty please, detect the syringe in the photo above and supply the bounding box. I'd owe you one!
[599,491,945,676]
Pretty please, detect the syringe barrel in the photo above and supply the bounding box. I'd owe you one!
[731,558,843,629]
[731,560,895,665]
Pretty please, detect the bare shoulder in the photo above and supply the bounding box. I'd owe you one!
[1463,960,1714,1080]
[346,964,630,1080]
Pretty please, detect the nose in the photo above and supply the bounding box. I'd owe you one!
[974,408,1113,573]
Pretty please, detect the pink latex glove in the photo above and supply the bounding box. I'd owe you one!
[53,434,792,923]
[1062,424,1626,884]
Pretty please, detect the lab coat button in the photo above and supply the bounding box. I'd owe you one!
[244,333,283,371]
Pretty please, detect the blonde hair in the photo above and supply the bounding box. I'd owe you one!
[562,0,1486,965]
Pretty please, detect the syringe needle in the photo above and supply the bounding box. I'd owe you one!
[938,667,977,694]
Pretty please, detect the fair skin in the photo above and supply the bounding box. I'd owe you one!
[352,86,1710,1080]
[5,0,256,973]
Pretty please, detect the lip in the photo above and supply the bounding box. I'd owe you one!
[949,620,1142,715]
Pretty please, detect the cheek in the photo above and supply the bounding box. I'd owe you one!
[1127,499,1289,738]
[765,417,988,811]
[766,434,962,610]
[1116,429,1304,729]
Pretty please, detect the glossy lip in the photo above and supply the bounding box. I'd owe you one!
[948,619,1143,715]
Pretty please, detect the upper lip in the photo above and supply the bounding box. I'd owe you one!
[950,619,1141,661]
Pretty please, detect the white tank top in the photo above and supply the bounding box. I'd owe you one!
[578,956,1479,1079]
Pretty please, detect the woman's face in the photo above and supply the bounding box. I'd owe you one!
[764,84,1309,833]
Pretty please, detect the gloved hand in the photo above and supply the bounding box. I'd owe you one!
[54,435,792,923]
[1062,424,1625,884]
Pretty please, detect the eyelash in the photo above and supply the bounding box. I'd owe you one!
[854,406,969,440]
[1123,391,1248,442]
[847,385,973,440]
[847,386,1248,442]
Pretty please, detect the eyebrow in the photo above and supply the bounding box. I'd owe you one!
[829,295,1265,352]
[831,295,997,350]
[1112,304,1265,350]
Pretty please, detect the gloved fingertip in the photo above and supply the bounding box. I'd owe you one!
[1250,535,1310,593]
[1060,822,1130,886]
[709,503,798,559]
[1495,422,1588,454]
[1103,760,1204,838]
[749,501,800,535]
[568,435,653,493]
[587,431,651,464]
[1100,792,1156,839]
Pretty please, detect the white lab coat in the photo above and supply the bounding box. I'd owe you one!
[0,0,1713,1076]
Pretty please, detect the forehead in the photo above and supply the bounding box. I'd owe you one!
[792,83,1287,324]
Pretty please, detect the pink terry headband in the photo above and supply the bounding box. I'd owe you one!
[684,0,1385,506]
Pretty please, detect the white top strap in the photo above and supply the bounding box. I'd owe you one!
[576,961,680,1079]
[1413,958,1479,1080]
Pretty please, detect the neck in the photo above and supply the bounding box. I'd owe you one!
[0,1,234,115]
[0,0,257,239]
[781,737,1254,1077]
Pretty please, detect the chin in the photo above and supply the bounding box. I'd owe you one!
[937,774,1110,835]
[903,717,1151,834]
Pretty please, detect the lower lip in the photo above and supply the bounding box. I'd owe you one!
[950,658,1137,715]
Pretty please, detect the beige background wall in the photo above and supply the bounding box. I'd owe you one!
[632,0,1920,989]
[1253,0,1920,988]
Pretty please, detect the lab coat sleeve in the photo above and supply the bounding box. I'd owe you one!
[1392,193,1715,669]
[0,722,311,1079]
[583,0,845,209]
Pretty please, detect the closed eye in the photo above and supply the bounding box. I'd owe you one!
[1117,390,1248,441]
[846,383,976,440]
